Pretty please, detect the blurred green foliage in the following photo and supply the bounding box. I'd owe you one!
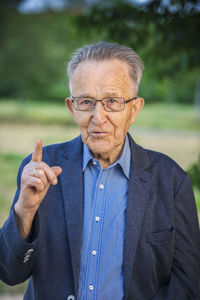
[75,0,200,71]
[0,0,199,104]
[0,8,106,101]
[73,0,200,104]
[187,158,200,212]
[0,153,24,231]
[187,157,200,190]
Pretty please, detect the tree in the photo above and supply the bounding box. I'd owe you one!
[73,0,200,75]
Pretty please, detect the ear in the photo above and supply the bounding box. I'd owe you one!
[65,97,74,113]
[130,97,144,125]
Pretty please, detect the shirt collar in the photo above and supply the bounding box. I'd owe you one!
[82,142,93,171]
[82,135,131,179]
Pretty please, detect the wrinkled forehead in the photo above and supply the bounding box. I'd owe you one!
[69,59,136,97]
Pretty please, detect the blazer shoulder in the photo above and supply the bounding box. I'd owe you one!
[129,134,186,177]
[42,135,82,164]
[129,134,188,194]
[143,147,192,197]
[143,146,188,182]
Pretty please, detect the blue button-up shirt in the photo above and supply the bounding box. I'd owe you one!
[78,135,131,300]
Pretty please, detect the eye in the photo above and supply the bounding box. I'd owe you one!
[107,98,117,104]
[79,99,93,105]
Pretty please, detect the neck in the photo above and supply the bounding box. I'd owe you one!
[92,142,125,169]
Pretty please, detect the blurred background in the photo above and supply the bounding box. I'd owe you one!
[0,0,200,297]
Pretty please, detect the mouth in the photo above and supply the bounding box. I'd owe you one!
[90,131,109,137]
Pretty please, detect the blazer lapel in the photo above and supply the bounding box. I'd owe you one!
[59,136,84,295]
[123,134,153,299]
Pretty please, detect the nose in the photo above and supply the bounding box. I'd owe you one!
[91,101,107,125]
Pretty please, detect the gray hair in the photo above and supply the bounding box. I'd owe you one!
[67,41,144,92]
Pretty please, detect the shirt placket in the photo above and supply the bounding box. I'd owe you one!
[85,167,109,300]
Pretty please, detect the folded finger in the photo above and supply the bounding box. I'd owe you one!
[27,176,45,192]
[36,163,58,185]
[32,168,48,187]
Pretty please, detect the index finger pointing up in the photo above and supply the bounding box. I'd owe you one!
[32,139,43,162]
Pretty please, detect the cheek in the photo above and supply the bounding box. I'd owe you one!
[111,114,132,136]
[73,112,90,128]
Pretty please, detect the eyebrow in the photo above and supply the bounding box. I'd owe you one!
[72,93,91,98]
[74,92,120,98]
[102,92,119,97]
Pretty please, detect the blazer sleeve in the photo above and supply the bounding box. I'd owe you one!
[153,175,200,299]
[0,157,40,286]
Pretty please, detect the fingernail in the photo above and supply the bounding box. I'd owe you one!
[53,179,57,185]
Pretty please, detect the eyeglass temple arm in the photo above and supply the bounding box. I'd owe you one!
[125,97,137,103]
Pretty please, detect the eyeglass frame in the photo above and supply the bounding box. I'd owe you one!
[70,95,138,112]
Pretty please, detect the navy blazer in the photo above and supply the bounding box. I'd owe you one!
[0,134,200,300]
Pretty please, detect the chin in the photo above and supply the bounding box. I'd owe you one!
[88,140,111,155]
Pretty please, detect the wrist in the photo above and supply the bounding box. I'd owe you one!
[14,202,38,240]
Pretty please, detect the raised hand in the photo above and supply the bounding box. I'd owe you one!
[14,139,62,239]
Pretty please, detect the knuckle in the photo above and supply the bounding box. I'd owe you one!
[40,163,50,175]
[35,179,44,190]
[37,169,44,177]
[40,161,47,168]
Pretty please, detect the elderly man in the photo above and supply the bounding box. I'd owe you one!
[0,42,200,300]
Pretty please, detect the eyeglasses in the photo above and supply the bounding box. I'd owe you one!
[70,96,137,112]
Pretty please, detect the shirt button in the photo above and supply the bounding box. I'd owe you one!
[67,296,75,300]
[92,250,97,255]
[89,285,94,291]
[95,216,100,222]
[99,184,104,190]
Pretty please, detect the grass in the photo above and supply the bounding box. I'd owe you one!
[0,99,200,130]
[0,99,74,126]
[135,102,200,131]
[0,280,27,296]
[0,153,24,226]
[0,153,27,295]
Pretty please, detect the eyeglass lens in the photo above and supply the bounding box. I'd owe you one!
[74,97,125,111]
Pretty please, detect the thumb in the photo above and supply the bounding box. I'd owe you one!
[51,166,62,176]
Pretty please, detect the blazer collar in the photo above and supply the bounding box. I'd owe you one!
[62,135,83,160]
[62,133,150,169]
[127,132,151,171]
